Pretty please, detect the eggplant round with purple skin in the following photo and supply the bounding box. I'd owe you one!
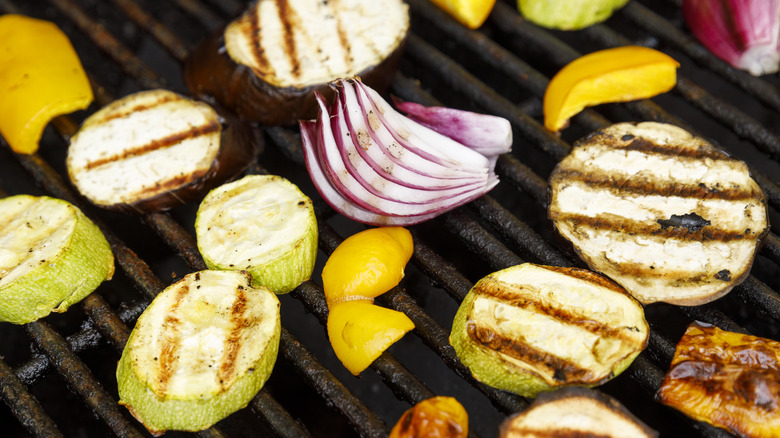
[182,0,409,126]
[66,89,259,214]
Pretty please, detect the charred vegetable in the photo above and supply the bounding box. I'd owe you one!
[0,14,93,155]
[548,122,768,305]
[450,263,648,398]
[390,396,468,438]
[195,175,317,294]
[67,89,257,214]
[183,0,409,126]
[0,195,114,324]
[658,322,780,438]
[300,78,511,226]
[117,270,281,435]
[500,387,657,437]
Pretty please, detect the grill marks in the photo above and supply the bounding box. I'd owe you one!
[248,6,271,78]
[217,286,249,389]
[156,284,190,395]
[84,120,221,171]
[275,0,301,79]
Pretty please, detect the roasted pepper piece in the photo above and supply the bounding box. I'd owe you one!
[322,227,415,375]
[0,14,93,154]
[390,396,468,438]
[428,0,496,29]
[543,46,678,132]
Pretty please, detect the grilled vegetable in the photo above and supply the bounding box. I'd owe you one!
[548,122,769,305]
[0,195,114,324]
[195,174,317,294]
[117,270,281,435]
[322,227,415,375]
[66,89,257,214]
[183,0,409,126]
[544,46,679,132]
[390,396,468,438]
[517,0,630,30]
[658,322,780,438]
[300,78,511,226]
[0,14,93,154]
[500,387,658,437]
[428,0,496,29]
[449,263,648,398]
[684,0,780,76]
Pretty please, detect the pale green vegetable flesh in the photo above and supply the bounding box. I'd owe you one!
[117,270,281,434]
[517,0,629,30]
[195,174,318,294]
[450,263,648,398]
[0,195,114,324]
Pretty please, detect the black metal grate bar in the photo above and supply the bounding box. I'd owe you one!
[0,358,64,438]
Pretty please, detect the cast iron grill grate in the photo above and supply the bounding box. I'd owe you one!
[0,0,779,437]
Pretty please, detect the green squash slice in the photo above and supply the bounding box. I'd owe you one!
[0,195,114,324]
[195,174,318,294]
[117,270,281,434]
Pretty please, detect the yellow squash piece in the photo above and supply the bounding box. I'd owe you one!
[428,0,496,29]
[390,396,468,438]
[543,46,678,132]
[322,227,415,375]
[0,14,93,154]
[327,301,414,375]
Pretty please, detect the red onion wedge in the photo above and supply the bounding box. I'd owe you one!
[300,78,511,226]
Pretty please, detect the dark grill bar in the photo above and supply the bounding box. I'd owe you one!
[1,0,779,437]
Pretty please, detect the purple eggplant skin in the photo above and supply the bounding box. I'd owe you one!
[104,112,262,215]
[182,28,406,127]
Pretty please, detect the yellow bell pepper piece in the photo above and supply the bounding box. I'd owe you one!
[322,226,413,305]
[543,46,679,132]
[327,301,414,375]
[428,0,496,29]
[321,227,415,375]
[0,14,93,154]
[390,396,468,438]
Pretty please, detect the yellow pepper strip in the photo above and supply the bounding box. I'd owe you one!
[327,301,414,375]
[543,46,679,132]
[322,227,415,375]
[428,0,496,29]
[390,396,468,438]
[322,226,413,305]
[0,14,93,154]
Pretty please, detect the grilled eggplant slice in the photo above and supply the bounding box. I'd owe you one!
[183,0,409,126]
[117,270,281,435]
[500,387,658,437]
[549,122,768,305]
[449,263,648,398]
[0,195,114,324]
[67,89,257,214]
[195,174,317,294]
[658,322,780,438]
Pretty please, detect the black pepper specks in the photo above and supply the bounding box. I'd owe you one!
[715,270,732,281]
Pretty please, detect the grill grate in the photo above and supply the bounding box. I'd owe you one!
[1,0,779,437]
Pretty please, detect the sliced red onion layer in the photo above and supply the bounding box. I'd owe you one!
[299,78,511,226]
[683,0,780,76]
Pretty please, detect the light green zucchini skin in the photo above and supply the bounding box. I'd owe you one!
[0,195,114,324]
[450,283,641,399]
[517,0,629,30]
[116,288,281,434]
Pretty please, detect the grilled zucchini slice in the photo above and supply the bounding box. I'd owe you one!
[450,263,648,398]
[500,387,657,437]
[117,270,280,434]
[0,195,114,324]
[195,174,317,294]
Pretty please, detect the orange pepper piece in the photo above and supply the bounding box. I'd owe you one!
[322,227,415,375]
[0,15,93,154]
[428,0,496,29]
[390,396,469,438]
[543,46,679,132]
